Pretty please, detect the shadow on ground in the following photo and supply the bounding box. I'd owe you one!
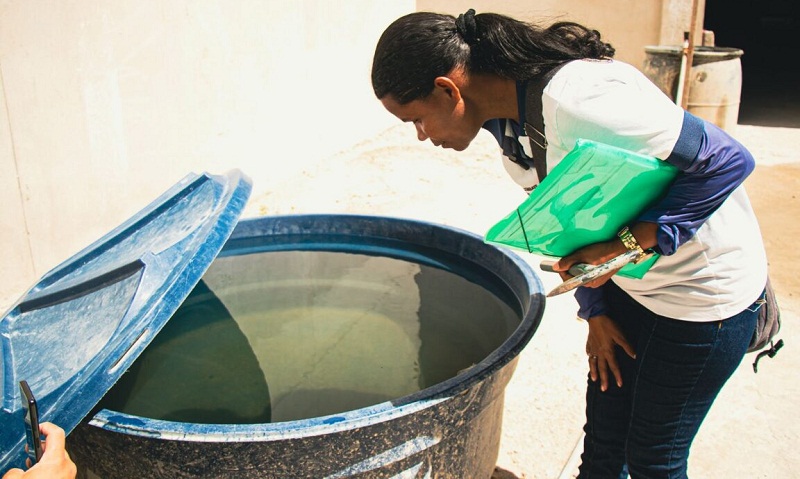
[492,466,521,479]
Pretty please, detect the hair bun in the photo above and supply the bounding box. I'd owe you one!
[455,9,478,45]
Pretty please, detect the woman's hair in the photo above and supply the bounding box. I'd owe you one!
[371,9,615,104]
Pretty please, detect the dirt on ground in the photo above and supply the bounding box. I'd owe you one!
[748,162,800,302]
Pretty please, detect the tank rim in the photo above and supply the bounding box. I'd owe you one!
[88,214,546,441]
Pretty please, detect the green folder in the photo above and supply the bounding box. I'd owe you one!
[485,139,679,279]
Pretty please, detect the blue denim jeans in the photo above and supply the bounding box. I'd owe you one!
[577,281,760,479]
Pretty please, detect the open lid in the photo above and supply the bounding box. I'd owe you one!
[0,170,251,471]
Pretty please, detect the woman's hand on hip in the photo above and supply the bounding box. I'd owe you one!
[586,314,636,392]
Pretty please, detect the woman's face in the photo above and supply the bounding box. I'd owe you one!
[379,76,482,152]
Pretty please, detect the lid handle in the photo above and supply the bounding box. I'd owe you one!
[18,260,145,313]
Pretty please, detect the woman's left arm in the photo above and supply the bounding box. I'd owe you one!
[556,115,754,286]
[637,113,756,255]
[550,63,757,308]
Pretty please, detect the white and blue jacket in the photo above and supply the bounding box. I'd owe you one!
[485,59,767,322]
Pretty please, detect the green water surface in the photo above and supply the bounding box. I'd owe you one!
[98,250,519,424]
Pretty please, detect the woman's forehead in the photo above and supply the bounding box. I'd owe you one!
[380,96,428,121]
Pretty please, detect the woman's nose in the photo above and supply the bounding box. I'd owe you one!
[415,123,428,141]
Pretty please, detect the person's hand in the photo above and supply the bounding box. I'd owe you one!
[2,423,76,479]
[553,239,626,288]
[585,314,636,392]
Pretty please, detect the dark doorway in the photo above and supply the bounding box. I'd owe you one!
[705,0,799,127]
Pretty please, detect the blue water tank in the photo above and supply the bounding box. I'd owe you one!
[1,172,545,478]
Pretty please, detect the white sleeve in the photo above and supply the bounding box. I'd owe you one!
[542,60,684,163]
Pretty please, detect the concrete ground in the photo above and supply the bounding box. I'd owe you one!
[244,121,800,478]
[3,118,792,478]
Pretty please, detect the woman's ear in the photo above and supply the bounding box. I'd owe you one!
[433,76,462,102]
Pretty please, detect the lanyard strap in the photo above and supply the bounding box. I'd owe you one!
[521,62,569,183]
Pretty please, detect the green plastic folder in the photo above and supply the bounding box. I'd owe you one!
[485,139,679,279]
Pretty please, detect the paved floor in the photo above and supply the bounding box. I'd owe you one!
[5,117,792,478]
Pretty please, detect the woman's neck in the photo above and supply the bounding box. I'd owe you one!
[460,73,520,123]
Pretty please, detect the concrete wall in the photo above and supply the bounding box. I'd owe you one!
[0,0,414,305]
[417,1,706,71]
[417,0,663,68]
[0,0,703,305]
[660,0,706,47]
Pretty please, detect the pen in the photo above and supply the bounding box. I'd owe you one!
[540,249,642,297]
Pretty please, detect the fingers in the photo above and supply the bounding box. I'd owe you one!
[598,356,610,391]
[582,272,616,289]
[38,423,66,454]
[554,259,621,288]
[36,422,76,478]
[554,257,585,282]
[3,468,25,479]
[552,255,579,278]
[551,258,567,272]
[588,353,617,392]
[586,313,638,393]
[617,336,637,359]
[605,354,623,390]
[3,423,77,479]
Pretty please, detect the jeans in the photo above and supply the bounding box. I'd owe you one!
[577,281,760,479]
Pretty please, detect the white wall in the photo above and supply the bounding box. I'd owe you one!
[0,0,703,305]
[416,0,665,69]
[0,0,414,305]
[416,1,710,70]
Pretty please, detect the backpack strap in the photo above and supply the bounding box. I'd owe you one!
[522,62,569,183]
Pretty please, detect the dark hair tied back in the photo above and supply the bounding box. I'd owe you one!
[372,10,615,104]
[547,22,615,59]
[455,9,478,45]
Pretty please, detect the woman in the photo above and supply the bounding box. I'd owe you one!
[371,9,767,479]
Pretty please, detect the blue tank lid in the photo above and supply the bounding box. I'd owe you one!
[0,170,252,472]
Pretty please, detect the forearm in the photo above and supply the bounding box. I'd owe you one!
[629,222,659,251]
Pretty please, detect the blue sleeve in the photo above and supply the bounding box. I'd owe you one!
[575,286,608,320]
[637,112,756,255]
[573,113,754,320]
